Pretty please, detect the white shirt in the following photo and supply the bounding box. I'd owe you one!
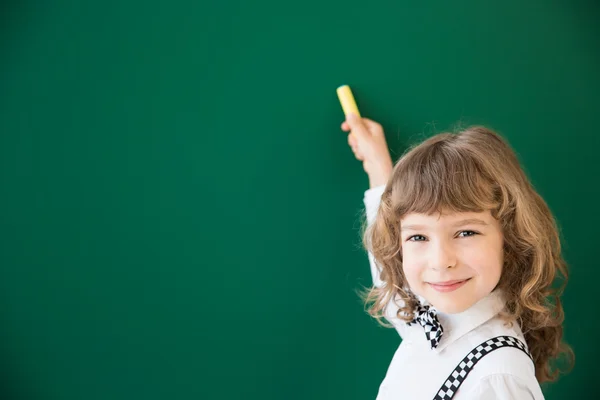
[364,185,545,400]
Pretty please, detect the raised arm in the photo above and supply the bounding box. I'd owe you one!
[342,113,407,337]
[342,113,392,286]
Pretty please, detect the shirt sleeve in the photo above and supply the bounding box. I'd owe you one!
[363,185,408,338]
[464,374,539,400]
[363,185,386,288]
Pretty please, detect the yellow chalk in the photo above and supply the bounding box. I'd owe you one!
[336,85,361,117]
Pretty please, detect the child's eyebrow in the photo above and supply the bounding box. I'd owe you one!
[401,224,427,232]
[452,218,489,228]
[401,218,489,232]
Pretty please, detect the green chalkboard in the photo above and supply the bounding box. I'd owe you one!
[0,0,598,399]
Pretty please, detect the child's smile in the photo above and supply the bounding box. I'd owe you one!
[426,278,472,293]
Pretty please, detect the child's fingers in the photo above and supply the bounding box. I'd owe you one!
[341,121,350,131]
[347,135,363,159]
[348,133,357,147]
[361,118,384,136]
[346,113,369,139]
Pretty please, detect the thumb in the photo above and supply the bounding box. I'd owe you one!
[346,113,370,139]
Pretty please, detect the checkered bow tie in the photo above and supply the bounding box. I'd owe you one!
[407,303,444,349]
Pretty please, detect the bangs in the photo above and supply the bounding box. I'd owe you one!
[391,139,502,216]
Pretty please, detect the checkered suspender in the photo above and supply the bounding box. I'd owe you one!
[433,335,533,400]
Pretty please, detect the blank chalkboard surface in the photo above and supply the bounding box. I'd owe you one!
[0,1,598,399]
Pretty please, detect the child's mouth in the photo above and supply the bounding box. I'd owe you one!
[428,278,471,293]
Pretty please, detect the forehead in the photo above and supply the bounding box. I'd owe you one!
[400,210,495,229]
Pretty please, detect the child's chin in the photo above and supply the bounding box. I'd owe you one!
[428,295,477,314]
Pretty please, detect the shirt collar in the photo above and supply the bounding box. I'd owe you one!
[407,289,507,353]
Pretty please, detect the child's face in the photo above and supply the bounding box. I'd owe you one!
[400,210,504,314]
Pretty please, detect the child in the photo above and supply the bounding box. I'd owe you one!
[341,113,573,399]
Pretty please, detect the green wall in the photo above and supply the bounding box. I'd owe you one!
[1,1,598,398]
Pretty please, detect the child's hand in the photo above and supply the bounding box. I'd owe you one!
[342,113,393,188]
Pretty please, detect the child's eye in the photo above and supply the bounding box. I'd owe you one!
[407,235,427,242]
[457,230,479,238]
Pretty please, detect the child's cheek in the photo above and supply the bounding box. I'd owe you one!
[461,246,503,282]
[402,253,425,294]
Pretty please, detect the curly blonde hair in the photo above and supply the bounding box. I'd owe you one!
[361,126,574,383]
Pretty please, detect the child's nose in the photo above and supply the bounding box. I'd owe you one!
[429,242,457,270]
